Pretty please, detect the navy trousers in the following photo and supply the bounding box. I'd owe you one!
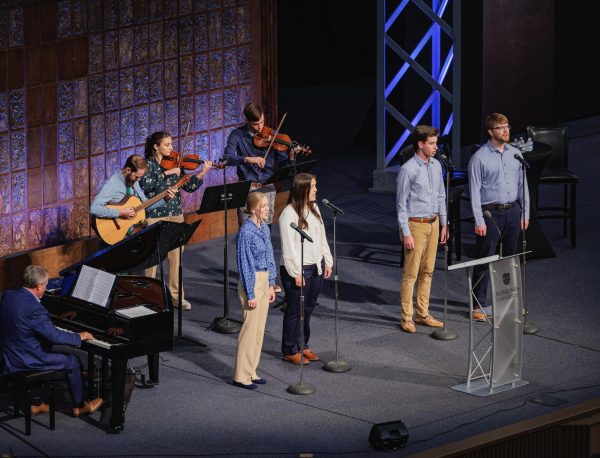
[43,352,86,406]
[473,205,521,307]
[280,263,323,356]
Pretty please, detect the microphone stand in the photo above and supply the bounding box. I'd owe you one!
[520,160,538,334]
[287,228,316,395]
[484,211,503,259]
[432,155,458,341]
[323,206,351,372]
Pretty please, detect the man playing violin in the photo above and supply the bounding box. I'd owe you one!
[139,131,213,310]
[222,102,293,226]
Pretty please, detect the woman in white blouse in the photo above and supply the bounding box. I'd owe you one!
[278,173,332,365]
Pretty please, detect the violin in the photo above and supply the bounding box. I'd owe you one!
[253,126,312,156]
[160,151,225,170]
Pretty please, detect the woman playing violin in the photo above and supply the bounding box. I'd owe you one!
[139,131,213,310]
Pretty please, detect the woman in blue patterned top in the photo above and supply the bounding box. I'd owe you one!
[139,131,213,310]
[233,192,277,389]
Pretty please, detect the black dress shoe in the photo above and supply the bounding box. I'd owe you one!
[251,378,267,385]
[233,381,258,390]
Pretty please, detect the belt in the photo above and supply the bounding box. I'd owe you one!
[408,216,438,224]
[250,182,263,189]
[483,202,515,210]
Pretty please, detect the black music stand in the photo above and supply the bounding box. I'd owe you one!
[156,220,207,348]
[263,159,318,186]
[199,179,252,334]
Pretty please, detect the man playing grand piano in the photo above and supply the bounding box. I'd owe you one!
[0,265,103,417]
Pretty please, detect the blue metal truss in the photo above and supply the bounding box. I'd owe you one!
[377,0,461,169]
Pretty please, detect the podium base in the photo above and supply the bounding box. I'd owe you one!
[523,322,539,334]
[209,317,241,334]
[323,360,351,373]
[452,377,529,397]
[431,328,458,340]
[287,381,316,395]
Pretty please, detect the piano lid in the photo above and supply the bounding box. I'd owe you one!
[60,222,163,277]
[59,219,201,277]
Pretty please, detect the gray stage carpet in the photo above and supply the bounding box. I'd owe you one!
[2,84,599,456]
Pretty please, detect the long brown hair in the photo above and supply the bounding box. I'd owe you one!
[288,173,320,230]
[144,131,171,160]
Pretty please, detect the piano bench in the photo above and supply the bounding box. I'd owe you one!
[0,370,64,435]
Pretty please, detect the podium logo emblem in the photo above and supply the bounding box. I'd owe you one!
[503,273,511,285]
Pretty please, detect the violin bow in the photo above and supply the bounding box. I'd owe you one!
[178,121,192,168]
[263,112,287,161]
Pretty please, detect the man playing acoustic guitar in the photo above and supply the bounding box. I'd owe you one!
[90,154,176,244]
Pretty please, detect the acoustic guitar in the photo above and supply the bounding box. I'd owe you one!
[94,175,190,245]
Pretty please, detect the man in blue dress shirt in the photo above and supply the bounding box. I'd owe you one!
[0,265,103,416]
[469,113,530,320]
[396,125,447,333]
[222,102,291,226]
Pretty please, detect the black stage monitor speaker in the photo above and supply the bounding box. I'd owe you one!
[369,420,409,450]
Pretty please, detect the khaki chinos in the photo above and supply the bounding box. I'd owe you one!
[401,218,440,321]
[234,271,270,384]
[143,214,186,304]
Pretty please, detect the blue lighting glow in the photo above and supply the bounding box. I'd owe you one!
[383,0,454,167]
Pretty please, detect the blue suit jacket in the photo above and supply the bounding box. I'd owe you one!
[0,288,81,373]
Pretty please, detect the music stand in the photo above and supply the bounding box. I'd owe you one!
[263,159,318,186]
[156,220,207,348]
[199,179,252,334]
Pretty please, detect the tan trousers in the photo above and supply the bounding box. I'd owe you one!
[401,219,439,321]
[144,215,186,304]
[234,272,270,385]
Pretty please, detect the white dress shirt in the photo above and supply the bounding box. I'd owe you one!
[278,204,333,278]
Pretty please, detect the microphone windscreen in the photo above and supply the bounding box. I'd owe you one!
[322,198,329,205]
[483,210,492,219]
[290,222,298,229]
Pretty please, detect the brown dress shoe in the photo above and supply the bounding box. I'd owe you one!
[282,352,309,365]
[303,349,320,361]
[415,315,444,328]
[472,310,486,322]
[73,397,103,417]
[31,402,49,415]
[400,320,416,333]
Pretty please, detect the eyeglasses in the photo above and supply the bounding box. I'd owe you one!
[492,124,511,131]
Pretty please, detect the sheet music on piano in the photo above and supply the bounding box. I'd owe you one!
[71,264,117,308]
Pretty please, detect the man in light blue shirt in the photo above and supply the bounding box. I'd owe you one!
[469,113,530,320]
[90,155,173,245]
[396,125,447,333]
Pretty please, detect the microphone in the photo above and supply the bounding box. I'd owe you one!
[322,199,344,215]
[513,153,530,169]
[483,210,503,258]
[290,222,313,243]
[440,154,455,171]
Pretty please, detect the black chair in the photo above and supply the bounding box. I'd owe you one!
[0,368,63,435]
[526,126,578,247]
[397,145,462,266]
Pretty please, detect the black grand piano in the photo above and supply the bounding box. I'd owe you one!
[41,223,173,433]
